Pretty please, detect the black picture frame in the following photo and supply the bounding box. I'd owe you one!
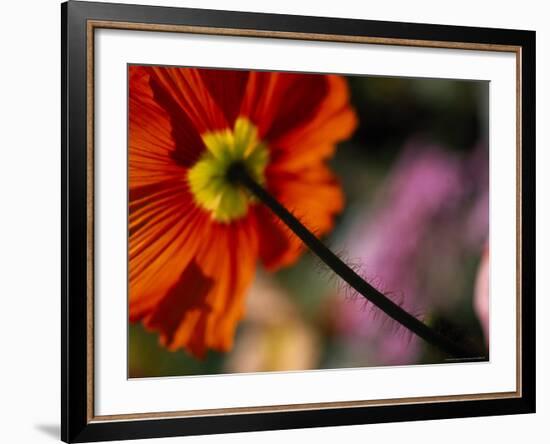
[62,1,536,442]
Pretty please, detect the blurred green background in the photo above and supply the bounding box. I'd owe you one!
[129,75,489,378]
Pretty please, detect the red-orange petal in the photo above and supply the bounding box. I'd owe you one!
[250,74,355,270]
[128,185,209,322]
[145,214,259,358]
[142,260,215,351]
[240,71,328,142]
[198,68,250,128]
[269,75,358,171]
[254,205,302,270]
[129,66,202,176]
[257,164,345,270]
[146,66,230,134]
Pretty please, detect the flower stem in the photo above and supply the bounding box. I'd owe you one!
[229,163,476,359]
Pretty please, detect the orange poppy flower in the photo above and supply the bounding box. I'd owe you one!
[129,65,357,358]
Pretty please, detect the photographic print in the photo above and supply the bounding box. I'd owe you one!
[128,65,489,378]
[63,3,535,440]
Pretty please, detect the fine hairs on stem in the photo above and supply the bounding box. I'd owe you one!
[228,162,477,359]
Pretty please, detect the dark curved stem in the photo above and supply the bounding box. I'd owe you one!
[229,164,475,359]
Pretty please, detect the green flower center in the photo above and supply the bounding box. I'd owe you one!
[187,117,269,223]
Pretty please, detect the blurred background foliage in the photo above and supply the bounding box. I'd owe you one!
[129,75,489,378]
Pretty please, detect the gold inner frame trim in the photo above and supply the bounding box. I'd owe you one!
[86,19,523,423]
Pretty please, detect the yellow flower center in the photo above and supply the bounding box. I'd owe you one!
[187,117,269,223]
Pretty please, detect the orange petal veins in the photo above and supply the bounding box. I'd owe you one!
[269,75,358,171]
[144,215,259,358]
[146,66,230,134]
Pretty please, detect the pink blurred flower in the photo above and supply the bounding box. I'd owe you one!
[474,245,490,345]
[333,140,488,365]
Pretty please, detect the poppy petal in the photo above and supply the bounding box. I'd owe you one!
[257,164,344,269]
[129,66,204,173]
[147,66,230,133]
[240,72,328,142]
[254,205,301,270]
[270,75,358,171]
[129,184,208,321]
[157,216,259,358]
[198,68,250,128]
[143,260,215,350]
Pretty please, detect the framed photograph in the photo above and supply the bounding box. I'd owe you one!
[61,1,535,442]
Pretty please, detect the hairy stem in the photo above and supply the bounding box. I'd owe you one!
[229,163,476,359]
